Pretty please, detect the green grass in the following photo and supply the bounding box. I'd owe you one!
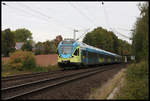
[2,63,33,77]
[31,64,62,73]
[1,51,62,77]
[115,60,149,100]
[2,62,61,77]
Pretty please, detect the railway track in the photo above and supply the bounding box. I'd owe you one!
[1,63,125,100]
[2,67,98,88]
[2,70,62,81]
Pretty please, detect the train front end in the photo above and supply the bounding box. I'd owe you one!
[57,39,81,69]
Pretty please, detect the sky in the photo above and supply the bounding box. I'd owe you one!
[1,1,146,44]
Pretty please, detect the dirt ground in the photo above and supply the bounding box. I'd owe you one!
[2,54,58,66]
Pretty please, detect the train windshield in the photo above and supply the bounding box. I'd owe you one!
[61,46,73,54]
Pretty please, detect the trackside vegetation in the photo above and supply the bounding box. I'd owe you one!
[2,50,61,77]
[88,2,148,99]
[115,61,148,99]
[116,2,149,99]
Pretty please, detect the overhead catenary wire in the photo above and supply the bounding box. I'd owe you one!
[3,2,80,42]
[3,2,90,41]
[102,2,131,40]
[2,2,73,38]
[102,2,113,31]
[112,29,131,40]
[3,2,76,32]
[68,2,98,27]
[20,3,91,40]
[19,3,75,31]
[76,28,90,41]
[21,3,52,19]
[117,27,132,31]
[68,2,100,41]
[2,3,57,26]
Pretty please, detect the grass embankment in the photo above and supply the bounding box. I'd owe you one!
[89,61,149,100]
[2,61,61,77]
[88,67,126,99]
[115,61,149,99]
[1,50,61,77]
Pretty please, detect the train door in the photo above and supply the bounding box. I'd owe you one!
[81,50,87,65]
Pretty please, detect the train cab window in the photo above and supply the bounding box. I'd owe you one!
[74,48,79,56]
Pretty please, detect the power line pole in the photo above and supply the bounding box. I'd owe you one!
[73,29,78,40]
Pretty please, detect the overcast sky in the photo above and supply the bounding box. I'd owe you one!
[1,1,146,44]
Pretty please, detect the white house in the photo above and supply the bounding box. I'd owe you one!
[15,42,24,50]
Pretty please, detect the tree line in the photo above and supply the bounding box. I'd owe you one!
[131,2,148,62]
[2,2,148,61]
[2,28,62,57]
[83,2,148,62]
[82,27,131,56]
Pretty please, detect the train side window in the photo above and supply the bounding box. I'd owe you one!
[83,50,86,57]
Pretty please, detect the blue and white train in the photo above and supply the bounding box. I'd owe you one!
[57,38,122,69]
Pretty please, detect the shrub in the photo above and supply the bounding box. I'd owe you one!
[8,50,36,70]
[31,65,61,73]
[46,64,61,71]
[116,61,149,99]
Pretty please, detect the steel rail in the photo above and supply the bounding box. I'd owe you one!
[1,64,121,100]
[2,70,62,81]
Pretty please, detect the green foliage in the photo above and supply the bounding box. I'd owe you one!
[83,27,131,55]
[35,42,44,55]
[2,28,34,56]
[46,64,61,71]
[131,2,149,61]
[32,65,61,72]
[8,50,36,70]
[43,40,57,54]
[118,39,132,55]
[116,61,149,99]
[83,27,113,52]
[2,28,16,57]
[35,40,57,55]
[13,28,33,42]
[21,41,33,51]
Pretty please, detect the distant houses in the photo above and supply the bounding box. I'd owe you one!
[15,42,24,50]
[15,42,36,51]
[31,42,36,52]
[9,35,63,55]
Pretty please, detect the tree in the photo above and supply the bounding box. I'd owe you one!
[13,28,33,42]
[83,27,116,53]
[35,42,44,55]
[131,2,148,61]
[21,41,33,51]
[43,40,57,54]
[2,28,16,57]
[55,35,63,46]
[82,27,131,56]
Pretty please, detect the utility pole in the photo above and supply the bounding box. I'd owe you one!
[73,29,78,40]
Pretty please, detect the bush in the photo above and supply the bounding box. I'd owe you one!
[8,50,36,70]
[116,61,149,99]
[46,65,61,71]
[31,65,61,73]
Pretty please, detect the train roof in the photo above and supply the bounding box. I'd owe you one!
[76,41,121,57]
[58,39,121,57]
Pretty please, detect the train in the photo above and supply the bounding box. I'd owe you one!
[57,38,122,69]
